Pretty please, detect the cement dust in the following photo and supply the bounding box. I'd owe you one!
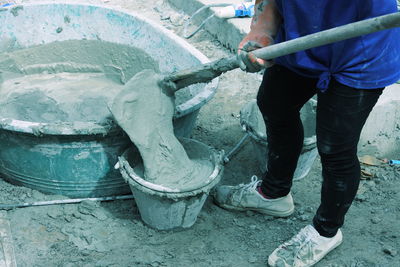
[111,69,213,190]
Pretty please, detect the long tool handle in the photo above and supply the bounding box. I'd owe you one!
[166,12,400,91]
[0,195,134,210]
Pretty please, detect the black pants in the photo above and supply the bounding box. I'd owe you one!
[257,65,383,237]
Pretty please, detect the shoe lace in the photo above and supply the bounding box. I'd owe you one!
[232,175,260,202]
[278,226,319,264]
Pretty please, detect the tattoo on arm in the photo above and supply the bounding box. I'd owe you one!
[251,0,281,36]
[257,0,267,12]
[253,0,269,24]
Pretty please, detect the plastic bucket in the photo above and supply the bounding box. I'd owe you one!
[0,3,218,197]
[118,138,224,230]
[240,100,318,180]
[249,134,318,180]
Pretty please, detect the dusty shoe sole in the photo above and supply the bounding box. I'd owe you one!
[215,201,294,217]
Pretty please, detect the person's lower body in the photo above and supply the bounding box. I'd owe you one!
[260,65,382,266]
[214,64,383,267]
[257,65,383,237]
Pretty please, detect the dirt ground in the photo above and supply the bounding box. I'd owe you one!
[1,0,399,266]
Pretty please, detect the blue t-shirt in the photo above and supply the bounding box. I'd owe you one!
[274,0,400,90]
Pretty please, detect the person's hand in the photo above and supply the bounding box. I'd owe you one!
[237,0,281,72]
[238,31,274,72]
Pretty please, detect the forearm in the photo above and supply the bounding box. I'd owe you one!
[252,0,282,37]
[237,0,281,71]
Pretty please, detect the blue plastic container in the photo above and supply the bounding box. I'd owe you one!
[0,3,218,197]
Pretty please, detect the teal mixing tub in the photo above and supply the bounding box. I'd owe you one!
[0,3,218,197]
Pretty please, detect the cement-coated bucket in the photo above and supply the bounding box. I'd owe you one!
[118,138,224,230]
[0,3,218,197]
[240,100,318,180]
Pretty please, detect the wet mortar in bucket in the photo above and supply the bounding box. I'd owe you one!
[0,40,162,197]
[111,69,223,230]
[0,3,222,227]
[0,40,159,124]
[0,40,163,197]
[118,138,223,230]
[0,39,213,197]
[0,40,223,230]
[0,3,221,198]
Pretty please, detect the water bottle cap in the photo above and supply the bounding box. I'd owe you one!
[234,4,254,17]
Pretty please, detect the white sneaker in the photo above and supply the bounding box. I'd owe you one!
[268,225,343,267]
[213,176,294,217]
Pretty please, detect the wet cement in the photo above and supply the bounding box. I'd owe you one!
[0,72,123,123]
[0,38,213,192]
[0,40,159,124]
[111,69,213,190]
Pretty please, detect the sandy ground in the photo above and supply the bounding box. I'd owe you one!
[0,0,399,266]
